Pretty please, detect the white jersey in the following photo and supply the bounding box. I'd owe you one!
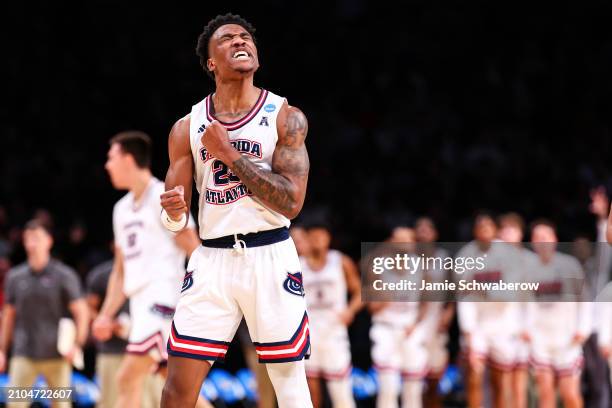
[189,89,291,239]
[301,250,347,322]
[113,178,188,296]
[526,252,591,342]
[456,241,522,335]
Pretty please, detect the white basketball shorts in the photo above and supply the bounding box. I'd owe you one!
[126,277,181,362]
[167,228,310,364]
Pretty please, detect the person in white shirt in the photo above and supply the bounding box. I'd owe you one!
[527,220,590,408]
[301,223,362,408]
[92,131,204,408]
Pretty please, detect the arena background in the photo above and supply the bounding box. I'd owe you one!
[3,1,612,406]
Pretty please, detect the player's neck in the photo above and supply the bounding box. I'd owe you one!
[28,252,50,272]
[213,78,259,113]
[308,250,329,269]
[131,170,153,201]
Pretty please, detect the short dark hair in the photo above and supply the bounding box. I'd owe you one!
[498,212,525,231]
[110,131,152,169]
[474,211,496,227]
[24,219,52,236]
[530,218,556,233]
[196,13,257,79]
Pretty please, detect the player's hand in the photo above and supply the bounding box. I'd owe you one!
[160,185,187,222]
[572,333,586,345]
[202,120,236,164]
[92,315,114,342]
[63,344,81,364]
[337,309,355,326]
[600,345,611,358]
[590,187,609,220]
[0,350,6,373]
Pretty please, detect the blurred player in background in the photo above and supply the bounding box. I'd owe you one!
[414,217,454,408]
[457,213,519,408]
[497,212,535,408]
[159,13,312,408]
[301,222,362,408]
[369,226,429,408]
[93,132,203,407]
[527,220,591,408]
[0,220,89,408]
[87,257,167,408]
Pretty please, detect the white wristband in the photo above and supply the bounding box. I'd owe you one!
[161,209,187,232]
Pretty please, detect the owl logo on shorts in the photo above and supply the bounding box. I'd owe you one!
[181,271,194,293]
[283,272,305,297]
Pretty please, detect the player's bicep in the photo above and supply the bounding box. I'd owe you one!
[272,105,309,182]
[165,115,194,206]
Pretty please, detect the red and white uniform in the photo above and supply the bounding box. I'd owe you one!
[169,89,310,364]
[302,250,352,379]
[370,262,428,379]
[527,252,591,376]
[456,241,524,370]
[113,178,192,361]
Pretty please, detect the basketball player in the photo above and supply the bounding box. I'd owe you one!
[497,212,537,408]
[158,14,312,408]
[527,220,591,408]
[92,132,203,408]
[456,213,520,408]
[301,223,361,408]
[414,217,454,408]
[369,226,429,408]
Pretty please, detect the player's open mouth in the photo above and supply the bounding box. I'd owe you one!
[233,51,250,60]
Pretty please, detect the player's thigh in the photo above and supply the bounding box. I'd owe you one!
[241,240,309,363]
[370,324,401,372]
[321,330,353,378]
[170,246,242,362]
[401,335,428,380]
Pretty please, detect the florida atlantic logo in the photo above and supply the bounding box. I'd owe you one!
[181,271,194,293]
[283,272,304,297]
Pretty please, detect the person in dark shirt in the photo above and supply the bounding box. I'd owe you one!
[0,219,89,408]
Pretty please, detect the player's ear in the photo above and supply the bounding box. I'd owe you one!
[207,58,215,75]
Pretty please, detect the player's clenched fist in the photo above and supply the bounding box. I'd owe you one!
[160,185,187,221]
[202,120,238,164]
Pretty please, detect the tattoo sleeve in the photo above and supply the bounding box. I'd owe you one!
[228,106,309,218]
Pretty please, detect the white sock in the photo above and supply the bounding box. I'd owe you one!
[265,361,313,408]
[327,378,356,408]
[377,372,400,408]
[401,379,423,408]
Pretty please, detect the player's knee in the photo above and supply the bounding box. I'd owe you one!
[116,365,144,393]
[161,378,194,407]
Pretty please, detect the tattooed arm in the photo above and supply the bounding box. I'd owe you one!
[202,101,309,219]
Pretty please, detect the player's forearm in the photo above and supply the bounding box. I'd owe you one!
[69,300,90,346]
[99,269,126,318]
[0,306,15,353]
[347,291,363,315]
[229,155,303,219]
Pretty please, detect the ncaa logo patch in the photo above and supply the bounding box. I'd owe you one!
[264,103,276,113]
[283,271,304,297]
[181,271,194,293]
